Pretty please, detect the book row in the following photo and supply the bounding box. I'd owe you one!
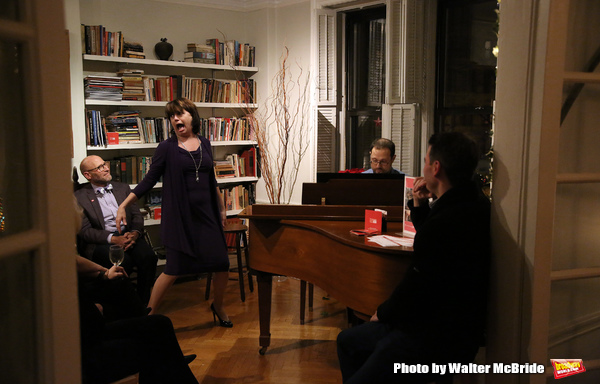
[189,39,256,67]
[102,151,257,185]
[87,110,256,147]
[81,25,256,66]
[86,110,170,147]
[219,183,256,212]
[81,25,144,58]
[106,156,154,185]
[84,75,256,104]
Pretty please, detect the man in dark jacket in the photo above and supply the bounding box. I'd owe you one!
[337,132,491,383]
[75,155,157,305]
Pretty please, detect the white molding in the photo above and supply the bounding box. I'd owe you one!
[151,0,309,12]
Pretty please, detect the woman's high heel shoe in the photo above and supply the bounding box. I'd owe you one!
[210,303,233,328]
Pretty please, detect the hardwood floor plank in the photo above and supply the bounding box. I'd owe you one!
[157,275,345,383]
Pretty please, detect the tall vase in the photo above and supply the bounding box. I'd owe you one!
[154,38,173,61]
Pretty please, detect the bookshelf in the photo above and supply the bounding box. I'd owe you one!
[80,54,260,225]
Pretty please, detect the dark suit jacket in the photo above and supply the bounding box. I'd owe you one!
[376,181,491,349]
[75,182,145,259]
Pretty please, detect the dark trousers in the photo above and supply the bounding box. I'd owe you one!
[81,314,198,384]
[79,277,146,323]
[92,236,157,305]
[337,321,478,384]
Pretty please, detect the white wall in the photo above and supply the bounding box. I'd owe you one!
[251,2,313,204]
[488,0,549,381]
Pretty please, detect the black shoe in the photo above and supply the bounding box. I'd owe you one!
[210,303,233,328]
[184,354,196,365]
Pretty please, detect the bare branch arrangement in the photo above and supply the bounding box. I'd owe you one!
[245,47,311,204]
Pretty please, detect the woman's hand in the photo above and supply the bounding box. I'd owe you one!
[106,264,127,279]
[221,210,227,228]
[115,206,128,234]
[115,192,139,233]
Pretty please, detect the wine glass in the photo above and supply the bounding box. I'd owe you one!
[109,245,124,267]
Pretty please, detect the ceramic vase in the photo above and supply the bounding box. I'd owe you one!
[155,38,173,61]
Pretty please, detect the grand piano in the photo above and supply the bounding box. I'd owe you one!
[239,175,414,354]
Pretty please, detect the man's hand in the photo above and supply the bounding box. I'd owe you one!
[111,232,137,251]
[123,231,139,251]
[412,177,432,207]
[370,311,379,322]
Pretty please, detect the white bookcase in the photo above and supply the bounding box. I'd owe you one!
[80,54,259,225]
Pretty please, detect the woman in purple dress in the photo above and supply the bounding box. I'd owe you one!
[116,97,232,327]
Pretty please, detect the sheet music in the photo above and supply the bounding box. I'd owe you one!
[367,235,414,247]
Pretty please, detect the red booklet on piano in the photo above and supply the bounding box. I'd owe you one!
[350,209,383,236]
[365,209,383,233]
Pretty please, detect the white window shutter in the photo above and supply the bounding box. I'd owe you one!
[388,103,420,176]
[388,0,431,104]
[316,107,337,172]
[317,11,336,104]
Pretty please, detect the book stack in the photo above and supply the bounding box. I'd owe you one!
[214,160,237,179]
[81,25,123,56]
[216,148,257,178]
[119,69,146,101]
[184,43,216,64]
[84,76,123,101]
[123,41,145,59]
[105,111,142,144]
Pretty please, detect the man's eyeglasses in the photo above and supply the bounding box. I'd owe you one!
[370,159,390,166]
[85,163,109,173]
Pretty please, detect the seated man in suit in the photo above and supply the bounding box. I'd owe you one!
[75,155,157,306]
[338,132,490,383]
[362,138,403,175]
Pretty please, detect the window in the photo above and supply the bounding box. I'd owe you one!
[435,0,498,194]
[344,5,387,170]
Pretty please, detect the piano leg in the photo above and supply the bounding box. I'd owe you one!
[256,270,273,355]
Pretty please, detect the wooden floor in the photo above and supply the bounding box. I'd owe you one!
[158,274,346,384]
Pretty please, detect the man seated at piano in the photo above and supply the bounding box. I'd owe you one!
[337,131,491,383]
[362,138,403,175]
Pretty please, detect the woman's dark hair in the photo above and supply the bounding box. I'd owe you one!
[428,131,479,186]
[165,97,201,135]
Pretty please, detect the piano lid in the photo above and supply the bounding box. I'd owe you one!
[302,174,405,207]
